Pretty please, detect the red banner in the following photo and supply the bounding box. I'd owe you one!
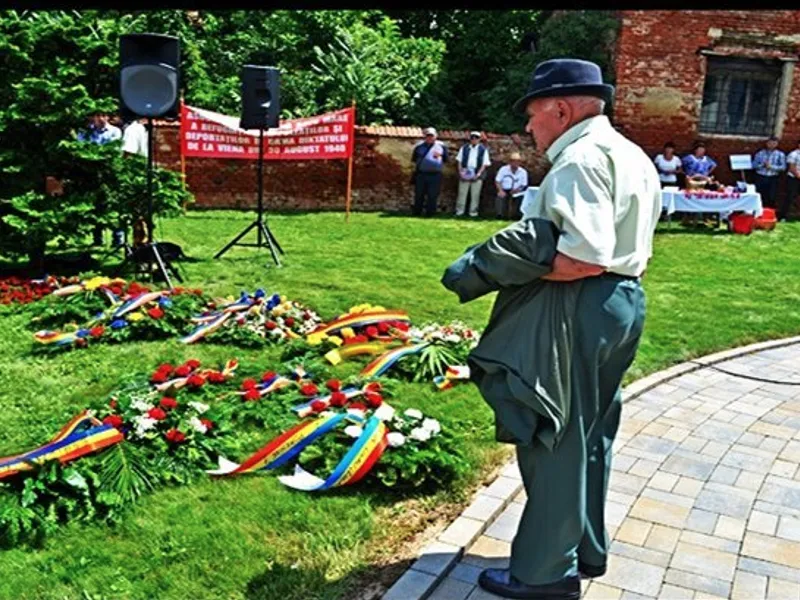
[180,104,355,161]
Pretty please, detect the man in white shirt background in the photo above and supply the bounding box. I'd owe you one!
[455,131,491,217]
[494,151,528,219]
[781,139,800,222]
[653,141,682,188]
[122,118,149,159]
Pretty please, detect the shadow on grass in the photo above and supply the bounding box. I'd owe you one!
[245,558,414,600]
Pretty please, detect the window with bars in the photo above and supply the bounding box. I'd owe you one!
[699,56,783,136]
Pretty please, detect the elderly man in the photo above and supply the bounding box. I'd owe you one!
[754,136,787,209]
[495,151,529,219]
[411,127,448,217]
[455,131,492,217]
[442,59,661,599]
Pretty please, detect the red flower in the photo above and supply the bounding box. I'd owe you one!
[365,382,382,393]
[109,399,118,410]
[207,371,226,384]
[175,365,192,378]
[242,378,258,391]
[265,321,277,330]
[261,371,277,382]
[165,428,186,444]
[349,402,367,412]
[326,379,342,392]
[148,407,167,421]
[160,397,178,410]
[243,389,261,402]
[310,399,327,413]
[157,363,174,375]
[148,307,164,319]
[303,311,312,320]
[365,391,383,408]
[300,383,319,397]
[186,374,205,388]
[200,418,214,431]
[185,359,201,369]
[284,317,295,327]
[103,414,123,428]
[89,325,105,338]
[394,321,410,332]
[377,322,390,334]
[365,326,379,338]
[110,285,124,296]
[151,371,169,384]
[330,391,348,407]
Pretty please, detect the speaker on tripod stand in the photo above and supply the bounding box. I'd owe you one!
[214,65,285,266]
[117,32,183,289]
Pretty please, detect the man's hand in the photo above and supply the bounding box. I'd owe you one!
[542,252,605,282]
[498,190,507,198]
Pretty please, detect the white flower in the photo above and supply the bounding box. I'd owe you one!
[386,432,406,447]
[404,408,423,421]
[131,398,154,412]
[410,426,432,443]
[346,407,366,418]
[444,334,461,344]
[422,418,441,436]
[373,403,396,422]
[131,415,158,438]
[188,416,208,434]
[188,401,209,414]
[344,425,364,438]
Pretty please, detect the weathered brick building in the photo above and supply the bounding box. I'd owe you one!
[613,10,800,189]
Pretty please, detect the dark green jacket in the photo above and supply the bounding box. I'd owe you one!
[441,218,582,450]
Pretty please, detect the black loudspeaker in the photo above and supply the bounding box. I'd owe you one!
[120,33,180,119]
[240,65,280,130]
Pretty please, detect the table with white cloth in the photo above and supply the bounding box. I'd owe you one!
[661,190,763,219]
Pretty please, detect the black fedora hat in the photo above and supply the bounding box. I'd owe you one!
[513,58,615,112]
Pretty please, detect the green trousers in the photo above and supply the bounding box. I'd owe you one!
[510,274,646,585]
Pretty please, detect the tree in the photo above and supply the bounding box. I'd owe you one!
[310,18,446,125]
[0,10,189,265]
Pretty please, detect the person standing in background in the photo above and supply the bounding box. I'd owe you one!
[780,139,800,222]
[753,136,786,209]
[653,141,682,188]
[455,132,491,217]
[411,127,448,217]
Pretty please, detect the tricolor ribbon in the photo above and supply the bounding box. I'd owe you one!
[360,342,431,378]
[112,291,167,319]
[234,365,309,399]
[309,310,410,338]
[324,341,397,366]
[433,365,471,391]
[208,413,389,492]
[0,411,123,480]
[180,312,233,344]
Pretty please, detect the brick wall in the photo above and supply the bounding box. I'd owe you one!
[613,10,800,194]
[154,124,549,216]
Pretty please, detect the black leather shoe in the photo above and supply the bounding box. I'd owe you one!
[478,568,581,599]
[578,560,606,578]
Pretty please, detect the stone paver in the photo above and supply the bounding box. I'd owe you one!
[390,341,800,600]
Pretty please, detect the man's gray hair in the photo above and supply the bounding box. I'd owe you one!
[568,95,606,115]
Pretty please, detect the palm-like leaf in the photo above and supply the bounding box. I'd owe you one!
[98,444,153,505]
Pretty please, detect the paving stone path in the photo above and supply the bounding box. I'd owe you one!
[385,342,800,600]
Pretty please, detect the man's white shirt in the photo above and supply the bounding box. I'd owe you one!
[495,165,529,193]
[122,121,149,158]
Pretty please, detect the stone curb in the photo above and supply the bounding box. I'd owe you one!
[381,335,800,600]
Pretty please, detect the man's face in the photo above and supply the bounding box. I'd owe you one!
[694,146,706,157]
[470,136,479,146]
[524,97,566,152]
[767,139,778,150]
[425,134,435,143]
[510,159,521,170]
[664,146,675,157]
[91,114,107,129]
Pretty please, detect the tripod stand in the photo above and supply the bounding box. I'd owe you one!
[118,118,183,289]
[214,128,284,266]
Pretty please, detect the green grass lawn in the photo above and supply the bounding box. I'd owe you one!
[1,211,799,600]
